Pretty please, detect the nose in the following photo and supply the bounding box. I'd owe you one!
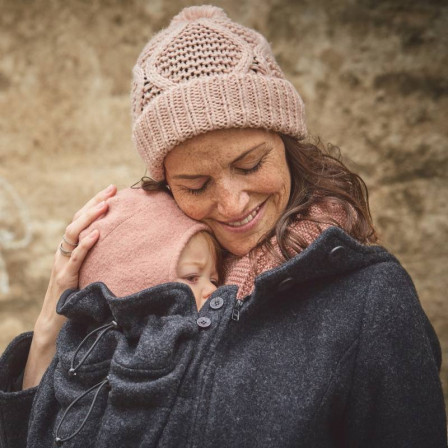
[202,281,217,300]
[215,179,250,219]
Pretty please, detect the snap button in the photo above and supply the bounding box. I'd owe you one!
[328,245,346,263]
[277,276,295,292]
[197,316,211,328]
[209,296,224,309]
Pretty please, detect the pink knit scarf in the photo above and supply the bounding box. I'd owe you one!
[223,198,352,299]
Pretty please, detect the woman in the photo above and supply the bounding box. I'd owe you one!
[0,5,446,448]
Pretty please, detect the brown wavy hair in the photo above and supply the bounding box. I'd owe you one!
[133,134,378,264]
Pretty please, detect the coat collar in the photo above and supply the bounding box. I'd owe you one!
[247,226,396,303]
[57,227,396,325]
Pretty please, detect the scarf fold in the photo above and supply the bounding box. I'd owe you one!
[223,198,353,299]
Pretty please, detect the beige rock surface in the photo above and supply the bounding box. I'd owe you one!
[1,0,447,406]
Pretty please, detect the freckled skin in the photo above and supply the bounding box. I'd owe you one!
[165,128,291,256]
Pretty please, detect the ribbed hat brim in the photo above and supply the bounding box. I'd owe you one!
[132,73,307,181]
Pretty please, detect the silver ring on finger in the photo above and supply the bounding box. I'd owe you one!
[59,242,73,257]
[62,234,78,247]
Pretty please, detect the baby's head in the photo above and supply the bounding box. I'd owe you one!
[175,230,222,310]
[79,188,222,310]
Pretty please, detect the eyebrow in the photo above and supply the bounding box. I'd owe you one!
[172,142,267,180]
[179,260,204,268]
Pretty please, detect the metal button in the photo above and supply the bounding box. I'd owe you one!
[328,245,346,263]
[197,316,211,328]
[277,276,295,292]
[209,296,224,309]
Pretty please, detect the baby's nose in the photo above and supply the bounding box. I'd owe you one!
[203,282,217,299]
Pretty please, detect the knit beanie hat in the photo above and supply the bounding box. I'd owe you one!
[78,188,209,297]
[131,4,307,181]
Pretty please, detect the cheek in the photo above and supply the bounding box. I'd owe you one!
[270,158,291,200]
[171,192,208,221]
[253,168,290,199]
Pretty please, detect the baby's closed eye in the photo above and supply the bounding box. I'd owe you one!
[181,274,219,286]
[182,274,200,284]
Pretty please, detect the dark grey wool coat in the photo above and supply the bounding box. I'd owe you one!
[0,227,446,448]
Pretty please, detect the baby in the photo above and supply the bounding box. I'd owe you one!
[78,188,222,311]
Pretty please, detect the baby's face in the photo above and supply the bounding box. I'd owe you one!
[175,232,219,311]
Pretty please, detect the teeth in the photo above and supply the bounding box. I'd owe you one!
[227,206,260,227]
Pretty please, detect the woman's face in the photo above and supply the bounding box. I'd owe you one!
[164,128,291,256]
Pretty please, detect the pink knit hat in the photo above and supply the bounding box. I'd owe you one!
[78,188,209,297]
[131,5,307,181]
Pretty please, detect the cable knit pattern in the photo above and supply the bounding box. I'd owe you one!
[224,199,350,299]
[130,5,307,181]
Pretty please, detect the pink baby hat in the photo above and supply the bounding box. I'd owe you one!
[78,188,209,297]
[130,4,307,181]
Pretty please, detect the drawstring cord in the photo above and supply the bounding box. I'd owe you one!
[54,320,121,445]
[69,320,120,377]
[54,377,111,446]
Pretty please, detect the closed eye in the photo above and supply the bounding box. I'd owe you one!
[236,159,264,175]
[183,275,199,284]
[234,150,270,175]
[181,151,269,195]
[181,179,210,196]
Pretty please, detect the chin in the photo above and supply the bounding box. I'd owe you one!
[221,236,261,257]
[226,246,251,257]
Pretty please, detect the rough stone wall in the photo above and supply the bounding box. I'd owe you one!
[0,0,446,405]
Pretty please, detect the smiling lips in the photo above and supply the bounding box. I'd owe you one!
[225,204,262,227]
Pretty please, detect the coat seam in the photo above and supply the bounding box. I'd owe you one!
[341,262,386,412]
[187,306,233,448]
[197,304,239,447]
[186,348,216,448]
[304,263,378,441]
[0,405,7,448]
[111,360,175,374]
[194,361,218,447]
[155,338,199,446]
[399,272,440,369]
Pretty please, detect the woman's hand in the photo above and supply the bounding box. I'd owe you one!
[22,184,117,389]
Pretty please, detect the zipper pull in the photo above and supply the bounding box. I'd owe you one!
[231,298,244,321]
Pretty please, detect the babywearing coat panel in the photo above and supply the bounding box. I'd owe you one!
[0,227,446,448]
[38,282,201,448]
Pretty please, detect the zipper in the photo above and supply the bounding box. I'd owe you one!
[231,297,244,321]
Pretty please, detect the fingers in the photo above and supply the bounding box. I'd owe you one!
[39,188,116,335]
[52,184,117,289]
[62,234,78,247]
[57,184,116,264]
[73,184,117,221]
[51,228,100,293]
[63,199,108,249]
[66,229,99,273]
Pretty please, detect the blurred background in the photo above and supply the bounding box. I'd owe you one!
[0,0,447,404]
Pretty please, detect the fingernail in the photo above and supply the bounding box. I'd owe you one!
[90,229,99,238]
[105,184,114,193]
[96,201,105,209]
